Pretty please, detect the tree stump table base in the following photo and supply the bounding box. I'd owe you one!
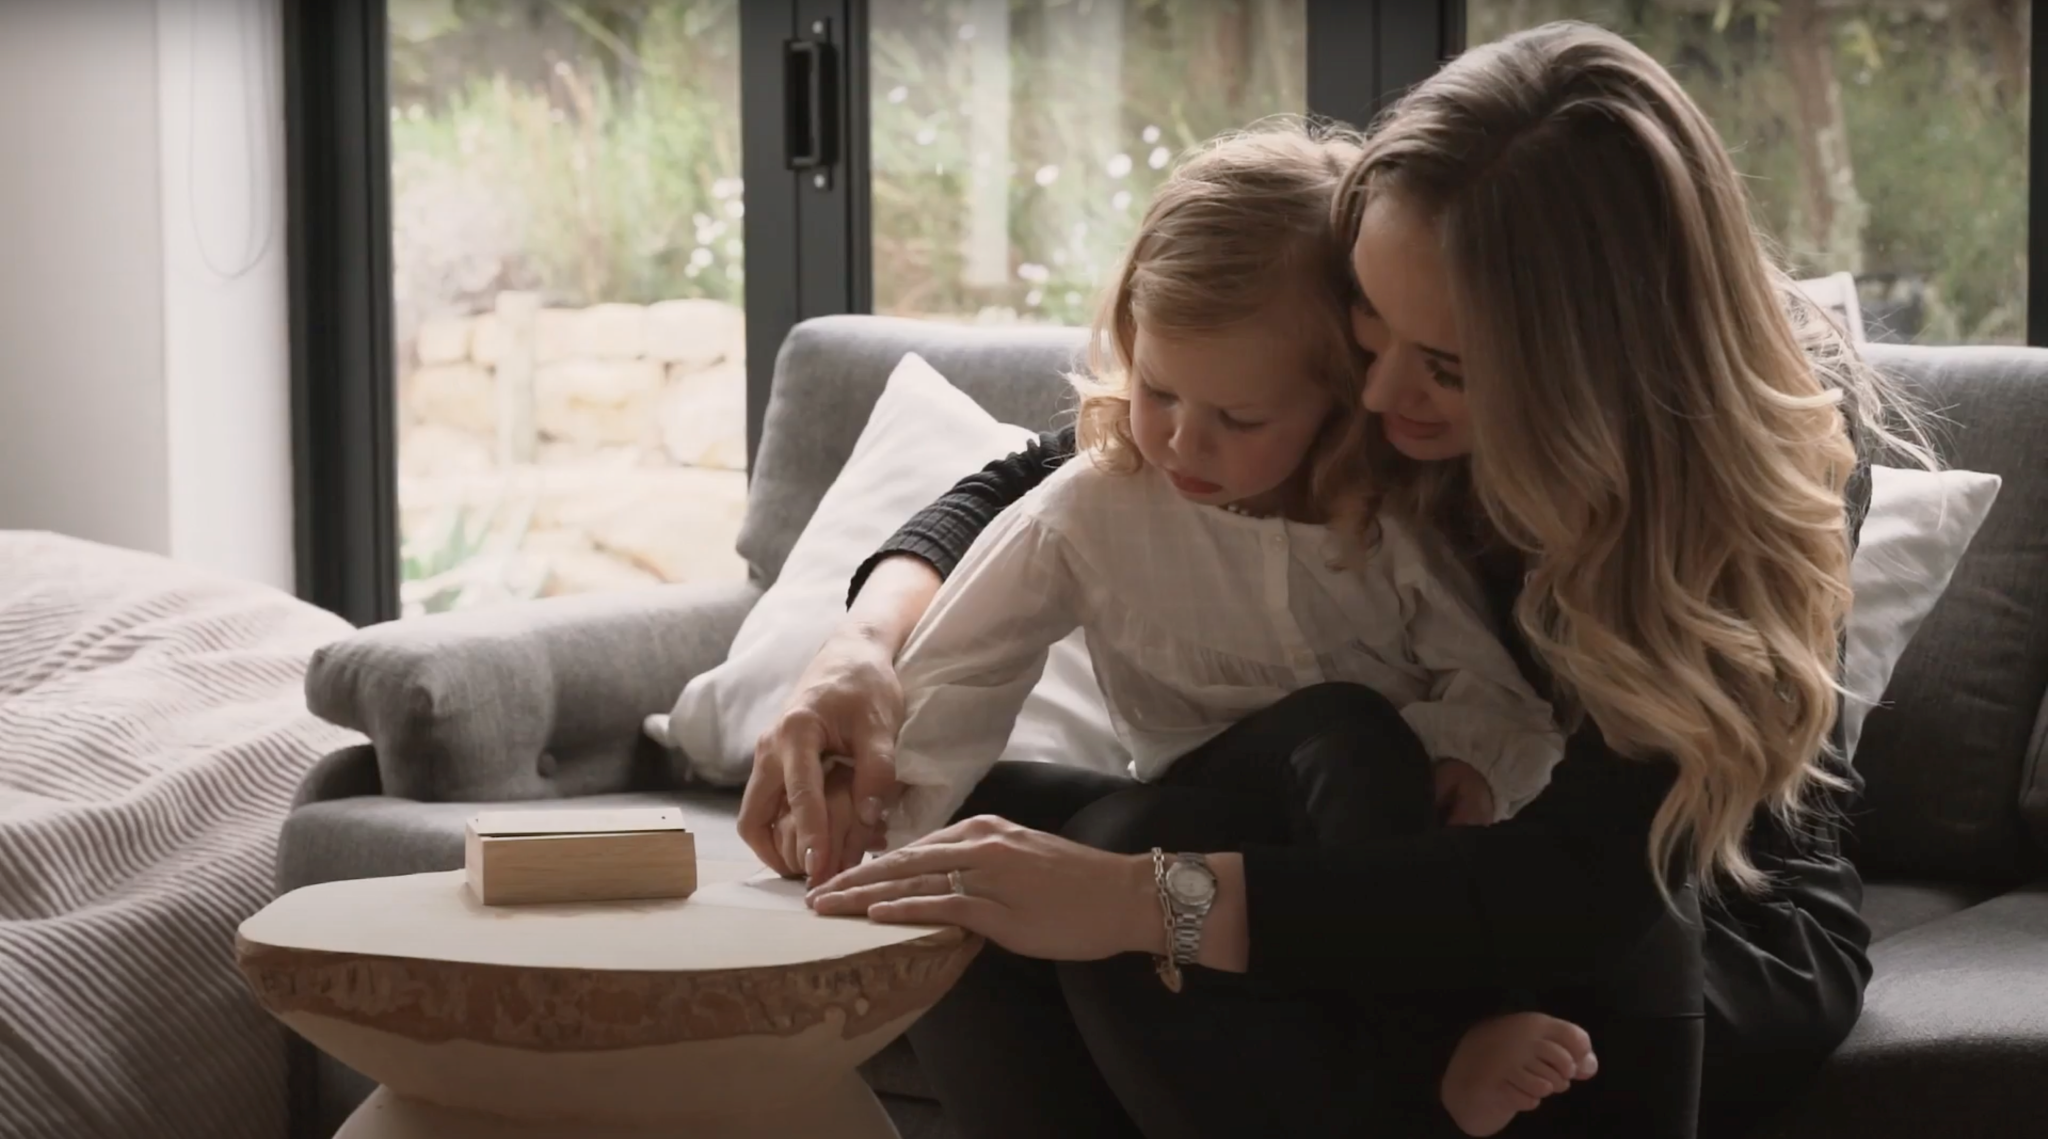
[333,1075,898,1139]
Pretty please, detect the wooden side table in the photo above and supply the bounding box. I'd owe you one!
[237,861,980,1138]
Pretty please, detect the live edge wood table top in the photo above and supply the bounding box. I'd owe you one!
[236,860,982,1139]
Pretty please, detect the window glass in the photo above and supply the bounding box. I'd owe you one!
[870,0,1309,325]
[1468,1,2030,344]
[388,0,748,615]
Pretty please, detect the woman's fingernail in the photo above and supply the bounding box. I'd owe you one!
[804,846,818,879]
[858,797,883,826]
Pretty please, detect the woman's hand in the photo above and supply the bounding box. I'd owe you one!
[1433,758,1496,827]
[806,815,1165,962]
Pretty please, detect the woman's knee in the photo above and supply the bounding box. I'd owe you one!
[1277,684,1425,757]
[1060,784,1278,856]
[1600,882,1705,1019]
[951,760,1137,833]
[1265,684,1437,842]
[1261,682,1407,737]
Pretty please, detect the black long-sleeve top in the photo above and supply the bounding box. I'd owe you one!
[850,426,1875,1003]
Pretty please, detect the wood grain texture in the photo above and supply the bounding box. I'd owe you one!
[465,825,698,906]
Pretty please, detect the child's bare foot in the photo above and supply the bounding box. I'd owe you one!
[1439,1012,1597,1137]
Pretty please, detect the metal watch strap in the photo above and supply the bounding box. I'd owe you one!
[1168,852,1213,967]
[1151,849,1215,992]
[1150,848,1183,993]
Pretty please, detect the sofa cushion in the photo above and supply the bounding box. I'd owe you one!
[741,315,1089,586]
[1839,465,2002,762]
[1848,346,2048,882]
[661,352,1115,788]
[1752,882,2048,1139]
[1857,879,2000,944]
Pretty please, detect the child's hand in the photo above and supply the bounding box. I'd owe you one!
[1433,759,1496,827]
[771,761,884,878]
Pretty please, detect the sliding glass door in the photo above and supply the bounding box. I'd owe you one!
[290,0,1422,624]
[296,1,2040,626]
[385,1,751,616]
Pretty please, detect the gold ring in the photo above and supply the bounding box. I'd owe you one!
[948,869,966,897]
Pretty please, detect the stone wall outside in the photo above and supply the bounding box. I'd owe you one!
[396,294,749,615]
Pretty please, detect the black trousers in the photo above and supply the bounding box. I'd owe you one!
[905,682,1706,1139]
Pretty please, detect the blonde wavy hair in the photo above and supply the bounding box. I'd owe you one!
[1075,118,1375,534]
[1336,23,1936,899]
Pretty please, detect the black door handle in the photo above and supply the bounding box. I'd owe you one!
[785,38,838,170]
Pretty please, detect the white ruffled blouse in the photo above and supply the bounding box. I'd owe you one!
[886,456,1565,847]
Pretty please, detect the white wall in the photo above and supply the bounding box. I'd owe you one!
[157,0,294,590]
[0,0,294,591]
[0,1,172,555]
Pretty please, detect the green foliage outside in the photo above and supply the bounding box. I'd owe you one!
[866,0,1306,325]
[1470,1,2030,344]
[391,0,745,312]
[387,0,2029,348]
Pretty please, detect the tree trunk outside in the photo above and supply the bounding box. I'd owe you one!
[1776,0,1867,274]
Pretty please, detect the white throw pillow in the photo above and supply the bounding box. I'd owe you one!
[1841,465,2003,760]
[649,352,1120,786]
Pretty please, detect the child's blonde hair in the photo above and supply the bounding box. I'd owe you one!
[1074,117,1372,533]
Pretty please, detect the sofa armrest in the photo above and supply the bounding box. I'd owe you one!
[305,580,761,803]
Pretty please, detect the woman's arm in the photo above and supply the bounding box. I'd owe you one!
[1194,728,1680,996]
[847,426,1079,604]
[1395,571,1570,822]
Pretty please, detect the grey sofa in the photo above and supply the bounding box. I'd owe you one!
[281,314,2048,1138]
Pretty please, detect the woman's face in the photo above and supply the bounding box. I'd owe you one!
[1349,194,1474,462]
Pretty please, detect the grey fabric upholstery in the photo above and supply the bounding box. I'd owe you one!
[739,315,1089,585]
[303,580,758,802]
[276,744,756,891]
[283,318,2048,1139]
[1848,346,2048,882]
[1856,880,2000,944]
[1753,883,2048,1138]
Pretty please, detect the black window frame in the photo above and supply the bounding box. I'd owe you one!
[285,0,400,628]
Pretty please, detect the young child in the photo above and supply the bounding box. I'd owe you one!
[882,124,1566,847]
[810,122,1596,1136]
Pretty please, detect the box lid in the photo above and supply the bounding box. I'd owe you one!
[468,807,690,838]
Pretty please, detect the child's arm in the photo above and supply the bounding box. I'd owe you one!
[884,502,1086,846]
[1385,534,1565,823]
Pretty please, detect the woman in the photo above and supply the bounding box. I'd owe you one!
[740,22,1925,1138]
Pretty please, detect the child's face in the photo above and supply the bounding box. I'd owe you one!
[1128,318,1336,513]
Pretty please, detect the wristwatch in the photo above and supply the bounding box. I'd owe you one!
[1150,849,1217,992]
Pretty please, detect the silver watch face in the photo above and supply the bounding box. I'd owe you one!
[1164,860,1215,907]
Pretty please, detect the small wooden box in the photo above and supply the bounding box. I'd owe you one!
[464,807,697,906]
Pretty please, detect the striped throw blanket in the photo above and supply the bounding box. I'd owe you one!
[0,533,363,1139]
